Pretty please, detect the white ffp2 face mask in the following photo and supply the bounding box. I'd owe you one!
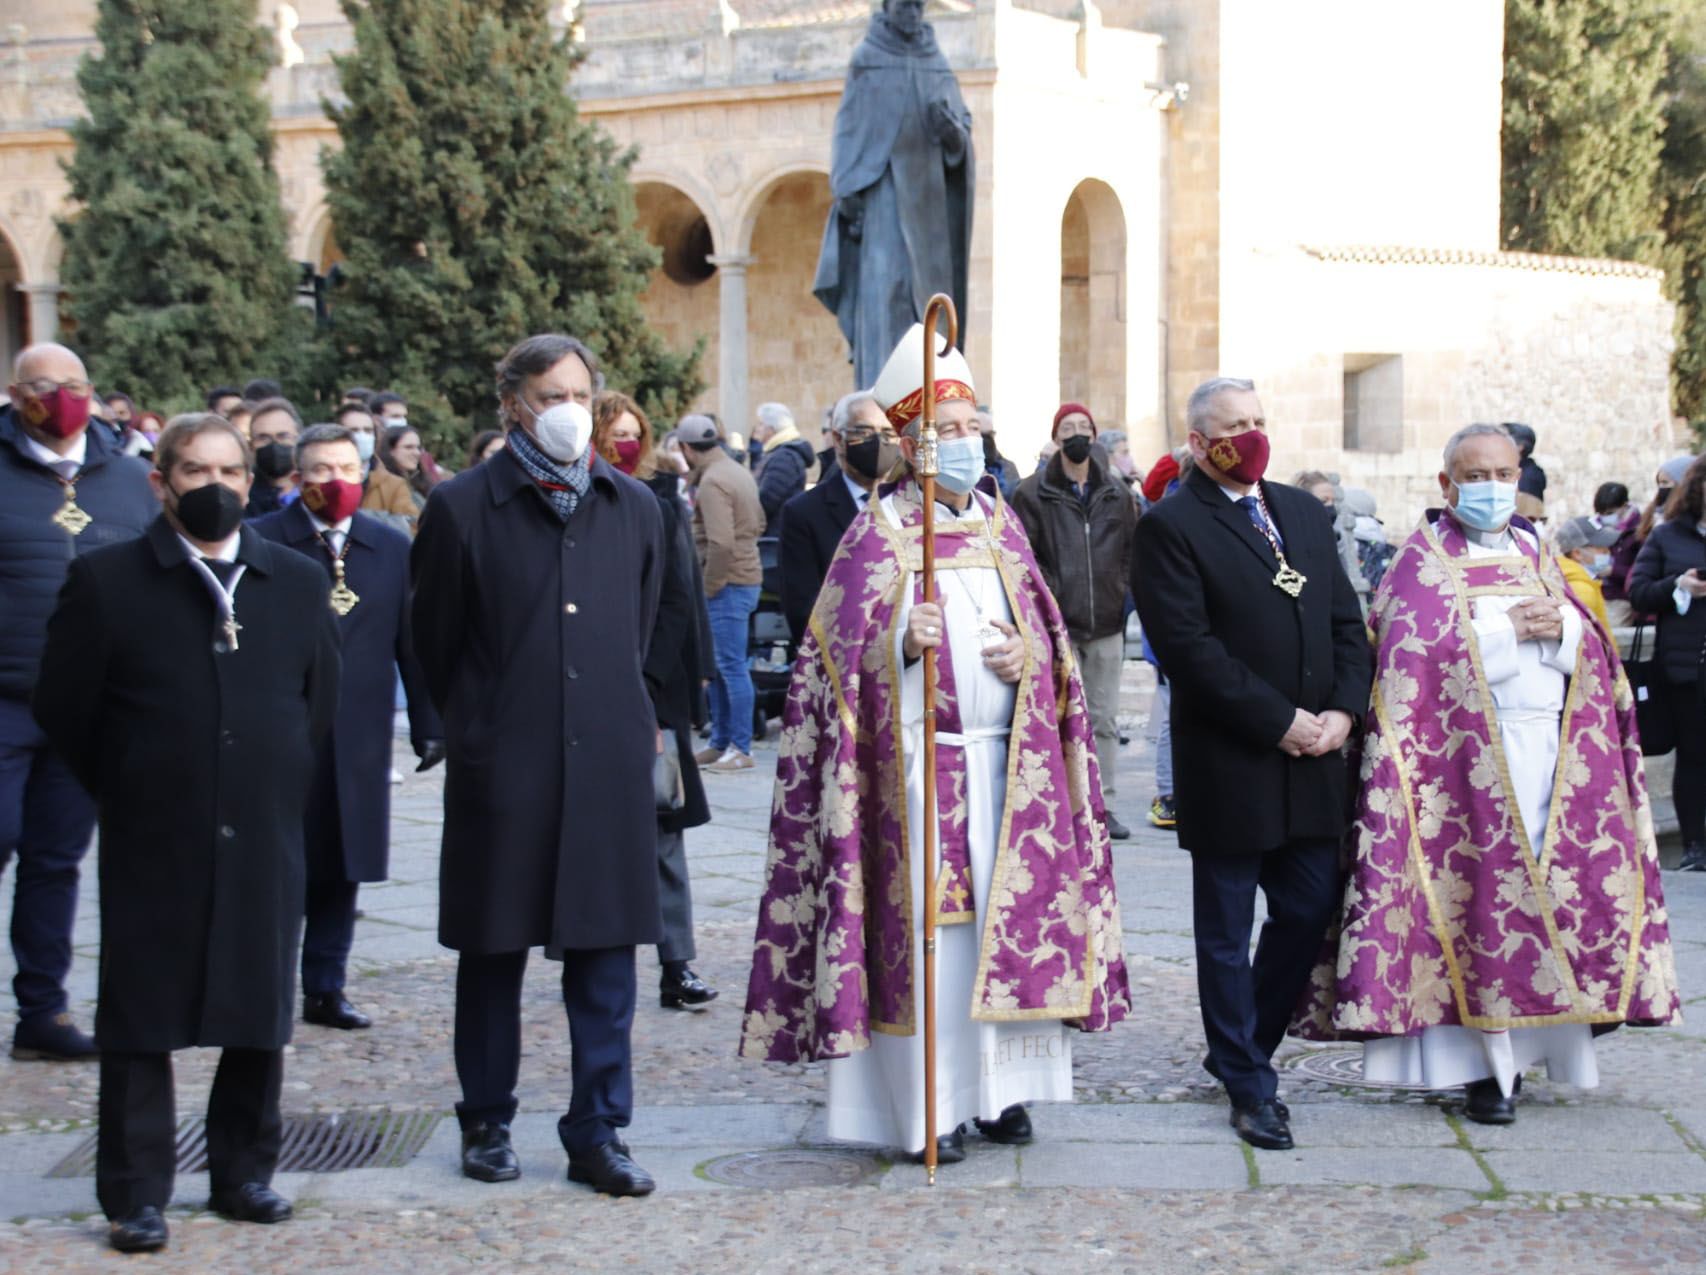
[530,401,592,464]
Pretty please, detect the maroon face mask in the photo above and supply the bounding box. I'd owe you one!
[299,479,364,524]
[612,439,643,475]
[22,387,92,441]
[1202,429,1270,485]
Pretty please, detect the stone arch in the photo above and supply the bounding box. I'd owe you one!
[303,205,344,275]
[741,166,844,447]
[631,179,722,416]
[1059,178,1128,425]
[0,218,29,368]
[731,160,831,257]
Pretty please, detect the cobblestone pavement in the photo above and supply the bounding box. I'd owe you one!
[3,665,1706,1270]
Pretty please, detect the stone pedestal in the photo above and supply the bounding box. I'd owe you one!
[22,283,61,345]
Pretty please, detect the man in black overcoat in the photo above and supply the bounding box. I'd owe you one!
[1133,378,1371,1154]
[252,424,443,1031]
[32,415,340,1253]
[411,334,665,1198]
[777,389,898,640]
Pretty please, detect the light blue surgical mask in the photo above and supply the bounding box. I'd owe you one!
[934,434,985,495]
[353,431,375,464]
[1451,479,1517,532]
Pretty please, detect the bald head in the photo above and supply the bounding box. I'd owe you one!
[13,342,86,386]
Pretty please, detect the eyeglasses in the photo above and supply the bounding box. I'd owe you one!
[20,378,93,399]
[843,428,897,445]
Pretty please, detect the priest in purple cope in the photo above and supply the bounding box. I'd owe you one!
[741,324,1129,1166]
[1294,424,1681,1126]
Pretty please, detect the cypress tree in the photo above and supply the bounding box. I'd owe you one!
[321,0,702,450]
[1502,0,1669,263]
[58,0,301,411]
[1661,3,1706,426]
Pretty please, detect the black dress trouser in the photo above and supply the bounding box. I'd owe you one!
[1668,676,1706,848]
[453,946,636,1156]
[96,1047,284,1218]
[1191,838,1340,1109]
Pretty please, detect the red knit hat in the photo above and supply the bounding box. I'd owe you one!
[1141,452,1180,503]
[1052,402,1095,436]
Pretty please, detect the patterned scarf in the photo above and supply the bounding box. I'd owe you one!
[507,423,592,522]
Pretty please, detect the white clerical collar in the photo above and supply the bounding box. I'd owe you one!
[307,508,354,536]
[177,530,239,563]
[19,429,87,472]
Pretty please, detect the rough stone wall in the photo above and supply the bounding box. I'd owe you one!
[1244,257,1682,536]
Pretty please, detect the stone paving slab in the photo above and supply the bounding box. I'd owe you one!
[1483,1149,1706,1195]
[1459,1105,1691,1153]
[1255,1146,1491,1191]
[1017,1141,1250,1190]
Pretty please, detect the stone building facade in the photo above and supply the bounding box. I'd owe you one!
[0,0,1681,523]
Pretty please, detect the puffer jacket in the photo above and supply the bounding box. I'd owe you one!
[1011,449,1139,643]
[0,406,157,699]
[755,435,815,533]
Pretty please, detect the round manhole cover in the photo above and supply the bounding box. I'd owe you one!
[1287,1045,1432,1090]
[701,1149,882,1189]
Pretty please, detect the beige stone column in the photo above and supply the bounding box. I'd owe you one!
[22,283,61,345]
[708,254,753,437]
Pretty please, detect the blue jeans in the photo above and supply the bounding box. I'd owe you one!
[0,695,97,1023]
[705,584,760,755]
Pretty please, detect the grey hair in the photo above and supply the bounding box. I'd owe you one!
[1185,377,1256,435]
[1098,428,1127,452]
[1441,423,1517,473]
[756,401,794,431]
[829,390,880,436]
[295,422,359,469]
[494,333,602,400]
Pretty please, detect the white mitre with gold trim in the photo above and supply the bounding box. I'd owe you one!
[871,323,977,432]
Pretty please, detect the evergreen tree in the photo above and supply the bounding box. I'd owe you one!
[322,0,702,450]
[1502,0,1669,263]
[59,0,301,411]
[1661,2,1706,426]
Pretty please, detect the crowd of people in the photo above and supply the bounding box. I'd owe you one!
[0,330,1697,1252]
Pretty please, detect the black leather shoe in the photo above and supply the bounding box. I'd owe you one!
[1201,1056,1288,1120]
[909,1127,967,1164]
[1680,844,1706,872]
[461,1122,520,1182]
[973,1104,1034,1145]
[1105,813,1132,841]
[11,1011,98,1061]
[1230,1100,1294,1151]
[567,1141,656,1196]
[659,967,720,1010]
[303,993,372,1030]
[109,1205,168,1253]
[209,1182,292,1224]
[1464,1077,1518,1126]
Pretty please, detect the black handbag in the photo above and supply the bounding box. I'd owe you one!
[1628,623,1675,757]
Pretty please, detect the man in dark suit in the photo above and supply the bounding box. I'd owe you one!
[411,333,664,1197]
[33,414,340,1253]
[1133,377,1371,1153]
[252,424,443,1031]
[777,389,899,640]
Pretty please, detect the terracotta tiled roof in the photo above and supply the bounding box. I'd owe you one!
[1302,244,1663,281]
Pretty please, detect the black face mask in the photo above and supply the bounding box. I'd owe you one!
[254,441,295,480]
[173,482,246,543]
[982,434,999,465]
[1059,435,1094,465]
[843,435,900,483]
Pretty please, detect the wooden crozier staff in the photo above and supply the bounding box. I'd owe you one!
[918,292,958,1185]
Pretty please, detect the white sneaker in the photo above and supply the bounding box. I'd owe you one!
[706,749,754,773]
[389,767,403,785]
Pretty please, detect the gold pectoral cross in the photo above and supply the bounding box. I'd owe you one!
[328,561,360,617]
[52,486,92,536]
[1273,564,1307,598]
